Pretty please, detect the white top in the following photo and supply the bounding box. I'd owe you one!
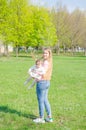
[28,65,45,80]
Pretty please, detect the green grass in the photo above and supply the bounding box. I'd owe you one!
[0,55,86,130]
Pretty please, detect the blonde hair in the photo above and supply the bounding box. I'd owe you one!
[43,47,52,62]
[42,48,53,80]
[31,48,52,65]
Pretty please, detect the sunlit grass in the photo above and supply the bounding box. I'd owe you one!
[0,55,86,130]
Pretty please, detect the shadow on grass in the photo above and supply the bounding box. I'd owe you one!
[0,106,37,119]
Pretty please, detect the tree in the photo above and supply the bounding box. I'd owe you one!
[52,4,86,56]
[67,9,86,55]
[0,0,10,55]
[25,6,57,48]
[52,5,70,54]
[9,0,31,56]
[9,1,57,55]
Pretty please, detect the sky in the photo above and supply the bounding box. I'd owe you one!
[30,0,86,12]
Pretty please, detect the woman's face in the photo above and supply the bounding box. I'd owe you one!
[43,50,50,60]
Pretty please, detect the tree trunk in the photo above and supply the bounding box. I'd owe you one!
[63,44,66,54]
[56,41,60,55]
[0,45,2,57]
[15,46,19,57]
[71,45,75,56]
[84,48,86,56]
[4,44,9,57]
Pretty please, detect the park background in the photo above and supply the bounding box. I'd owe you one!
[0,0,86,130]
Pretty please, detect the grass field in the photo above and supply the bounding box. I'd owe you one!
[0,55,86,130]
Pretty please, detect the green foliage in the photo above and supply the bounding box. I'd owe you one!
[0,0,57,49]
[29,7,57,47]
[0,0,10,43]
[8,0,30,46]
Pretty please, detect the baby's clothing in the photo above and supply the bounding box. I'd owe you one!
[24,64,46,89]
[28,65,45,80]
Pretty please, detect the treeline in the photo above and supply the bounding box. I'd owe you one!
[0,0,57,56]
[0,0,86,56]
[52,5,86,56]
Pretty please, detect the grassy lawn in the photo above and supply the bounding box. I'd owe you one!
[0,55,86,130]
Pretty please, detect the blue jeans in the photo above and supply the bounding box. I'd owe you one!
[36,80,52,118]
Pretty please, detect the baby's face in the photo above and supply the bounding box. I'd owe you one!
[36,61,41,68]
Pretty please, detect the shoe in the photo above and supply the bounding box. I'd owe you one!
[45,117,53,122]
[33,118,45,123]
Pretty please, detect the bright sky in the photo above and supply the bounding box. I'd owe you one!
[30,0,86,12]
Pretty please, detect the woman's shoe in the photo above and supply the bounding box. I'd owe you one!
[33,118,45,123]
[45,117,53,122]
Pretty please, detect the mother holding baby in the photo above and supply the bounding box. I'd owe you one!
[33,48,53,123]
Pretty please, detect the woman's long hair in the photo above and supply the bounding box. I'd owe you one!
[43,47,52,63]
[31,47,52,65]
[43,47,53,73]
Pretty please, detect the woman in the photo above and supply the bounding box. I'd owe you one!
[33,48,53,123]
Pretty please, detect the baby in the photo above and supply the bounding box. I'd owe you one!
[24,59,45,89]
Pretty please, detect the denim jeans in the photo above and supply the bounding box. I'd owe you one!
[36,80,52,118]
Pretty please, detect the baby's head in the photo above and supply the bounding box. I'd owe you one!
[36,59,42,68]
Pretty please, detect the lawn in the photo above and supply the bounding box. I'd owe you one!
[0,55,86,130]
